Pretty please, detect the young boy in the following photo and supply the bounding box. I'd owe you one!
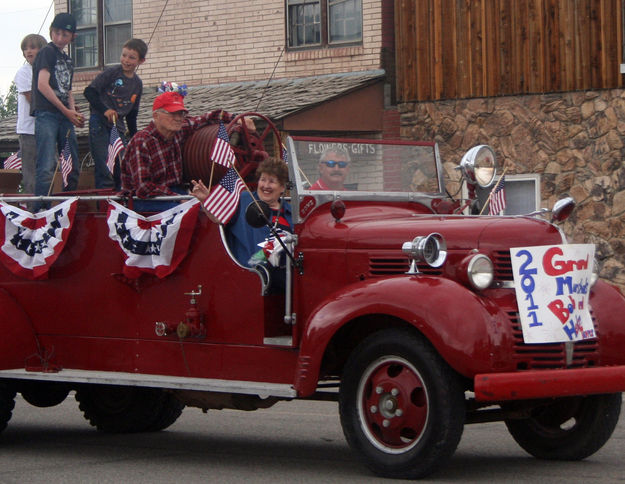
[13,33,47,196]
[31,12,83,210]
[84,38,147,189]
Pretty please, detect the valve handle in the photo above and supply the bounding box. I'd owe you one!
[184,285,202,304]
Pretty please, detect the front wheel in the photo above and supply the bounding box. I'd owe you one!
[505,393,622,460]
[339,329,465,479]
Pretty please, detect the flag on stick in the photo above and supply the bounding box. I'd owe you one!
[4,151,22,170]
[106,125,124,173]
[203,168,245,224]
[59,137,73,188]
[211,121,236,167]
[489,175,506,215]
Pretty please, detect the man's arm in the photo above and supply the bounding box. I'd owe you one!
[37,68,84,127]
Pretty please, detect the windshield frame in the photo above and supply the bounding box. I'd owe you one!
[286,136,446,224]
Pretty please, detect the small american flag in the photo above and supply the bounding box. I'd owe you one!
[281,145,289,164]
[106,125,125,173]
[59,137,73,188]
[4,150,22,170]
[489,175,506,215]
[211,121,236,167]
[203,168,245,224]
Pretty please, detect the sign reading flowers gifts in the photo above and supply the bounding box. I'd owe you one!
[511,244,596,343]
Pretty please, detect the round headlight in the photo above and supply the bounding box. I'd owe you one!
[459,145,497,188]
[467,254,494,290]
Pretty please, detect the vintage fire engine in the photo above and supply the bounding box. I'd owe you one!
[1,115,624,479]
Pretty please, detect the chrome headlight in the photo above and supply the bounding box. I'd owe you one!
[459,145,497,188]
[402,233,447,275]
[464,254,494,290]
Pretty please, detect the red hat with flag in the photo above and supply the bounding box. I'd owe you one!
[153,92,188,113]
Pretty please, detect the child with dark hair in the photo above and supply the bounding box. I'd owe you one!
[84,38,148,189]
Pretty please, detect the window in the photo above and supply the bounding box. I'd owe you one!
[70,0,132,69]
[467,174,541,216]
[287,0,362,49]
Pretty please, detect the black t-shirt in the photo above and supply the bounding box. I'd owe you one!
[31,42,74,115]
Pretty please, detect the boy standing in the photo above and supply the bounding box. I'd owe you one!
[14,34,47,196]
[84,38,147,189]
[31,12,83,209]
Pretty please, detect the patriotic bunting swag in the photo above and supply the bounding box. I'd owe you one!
[0,198,78,280]
[107,199,200,278]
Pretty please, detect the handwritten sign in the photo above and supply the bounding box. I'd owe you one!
[510,244,595,343]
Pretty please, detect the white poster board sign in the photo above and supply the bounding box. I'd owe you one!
[510,244,595,343]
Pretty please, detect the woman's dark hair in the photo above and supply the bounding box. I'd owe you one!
[256,157,289,186]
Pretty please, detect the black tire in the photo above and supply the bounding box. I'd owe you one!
[505,393,622,460]
[339,328,465,479]
[0,381,16,435]
[76,385,184,433]
[20,381,70,408]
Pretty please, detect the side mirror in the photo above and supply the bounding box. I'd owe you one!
[245,200,271,228]
[551,196,576,223]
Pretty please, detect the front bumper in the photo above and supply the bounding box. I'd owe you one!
[474,366,625,401]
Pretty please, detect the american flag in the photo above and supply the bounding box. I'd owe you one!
[59,137,73,188]
[203,168,245,224]
[211,121,236,167]
[4,150,22,170]
[489,175,506,215]
[106,125,125,173]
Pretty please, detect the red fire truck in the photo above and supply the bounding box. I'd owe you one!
[1,118,624,479]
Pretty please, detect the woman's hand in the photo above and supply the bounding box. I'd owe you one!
[190,179,210,203]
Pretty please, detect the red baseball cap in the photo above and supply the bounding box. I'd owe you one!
[153,92,188,113]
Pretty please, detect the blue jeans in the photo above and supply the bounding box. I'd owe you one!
[34,111,80,209]
[132,185,188,213]
[89,112,124,189]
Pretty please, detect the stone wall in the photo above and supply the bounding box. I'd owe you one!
[399,89,625,292]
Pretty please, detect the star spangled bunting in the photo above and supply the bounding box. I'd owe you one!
[0,198,78,279]
[203,168,245,224]
[59,138,73,188]
[4,151,22,170]
[489,175,506,215]
[211,121,236,167]
[106,125,125,174]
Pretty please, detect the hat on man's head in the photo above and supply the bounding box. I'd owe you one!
[153,91,188,113]
[51,13,76,33]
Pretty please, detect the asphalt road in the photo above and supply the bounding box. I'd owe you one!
[0,393,623,483]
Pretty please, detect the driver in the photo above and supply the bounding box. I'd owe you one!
[310,146,351,190]
[191,157,292,268]
[121,90,251,212]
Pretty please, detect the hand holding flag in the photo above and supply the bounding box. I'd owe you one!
[201,168,245,224]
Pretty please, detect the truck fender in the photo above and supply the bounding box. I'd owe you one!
[295,276,503,396]
[0,289,40,370]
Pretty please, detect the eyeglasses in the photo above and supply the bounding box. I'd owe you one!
[322,160,349,168]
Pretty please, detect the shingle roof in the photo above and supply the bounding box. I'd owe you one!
[0,69,385,151]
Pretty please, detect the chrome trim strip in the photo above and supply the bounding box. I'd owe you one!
[0,369,297,398]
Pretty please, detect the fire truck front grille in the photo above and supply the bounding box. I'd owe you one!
[368,258,443,276]
[493,250,513,280]
[507,311,599,370]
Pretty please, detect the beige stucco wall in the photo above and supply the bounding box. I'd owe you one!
[58,0,383,90]
[400,89,625,292]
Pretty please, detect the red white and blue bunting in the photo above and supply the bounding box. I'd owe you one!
[107,199,200,279]
[0,198,78,280]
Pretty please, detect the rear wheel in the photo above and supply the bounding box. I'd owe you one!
[76,385,184,433]
[505,393,622,460]
[339,329,465,479]
[20,381,70,408]
[0,381,16,435]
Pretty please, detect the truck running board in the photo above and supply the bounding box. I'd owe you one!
[0,368,297,398]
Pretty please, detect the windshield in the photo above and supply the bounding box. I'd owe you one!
[288,136,443,195]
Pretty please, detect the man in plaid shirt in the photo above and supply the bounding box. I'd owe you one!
[121,91,239,212]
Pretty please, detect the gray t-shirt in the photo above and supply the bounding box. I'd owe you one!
[31,42,73,115]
